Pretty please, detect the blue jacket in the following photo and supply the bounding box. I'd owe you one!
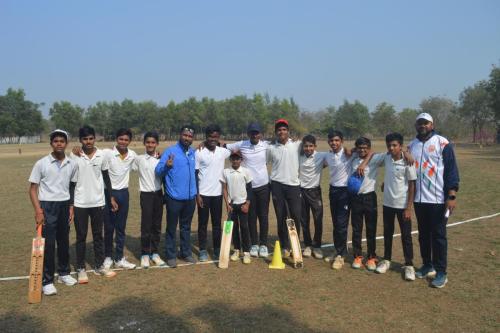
[155,142,197,200]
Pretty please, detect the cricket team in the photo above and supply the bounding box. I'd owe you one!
[28,112,459,296]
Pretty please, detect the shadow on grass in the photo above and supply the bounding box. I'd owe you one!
[0,311,47,333]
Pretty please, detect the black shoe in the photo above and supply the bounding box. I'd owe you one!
[182,256,197,264]
[167,259,177,268]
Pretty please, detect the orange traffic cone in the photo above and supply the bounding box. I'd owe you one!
[269,240,285,269]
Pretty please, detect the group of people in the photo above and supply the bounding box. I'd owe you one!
[28,112,459,297]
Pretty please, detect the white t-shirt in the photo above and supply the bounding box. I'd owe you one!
[220,166,253,205]
[226,140,269,188]
[267,139,301,186]
[380,154,417,209]
[71,149,109,208]
[350,153,386,194]
[195,146,231,196]
[325,148,353,187]
[299,151,327,188]
[133,153,162,192]
[28,154,76,202]
[103,147,137,190]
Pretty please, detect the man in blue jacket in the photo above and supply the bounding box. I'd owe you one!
[156,125,198,268]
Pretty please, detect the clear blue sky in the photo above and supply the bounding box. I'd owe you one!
[1,0,499,116]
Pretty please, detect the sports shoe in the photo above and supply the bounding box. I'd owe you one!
[77,269,89,284]
[282,249,291,258]
[213,249,220,261]
[324,255,335,263]
[375,260,390,274]
[250,245,259,257]
[230,250,240,262]
[199,250,209,262]
[42,283,57,296]
[259,245,269,258]
[243,252,251,264]
[182,256,197,264]
[103,257,113,269]
[151,253,166,266]
[302,246,312,257]
[141,255,150,269]
[57,274,77,286]
[312,247,323,259]
[167,259,177,268]
[415,264,437,279]
[431,272,448,288]
[115,257,136,270]
[352,256,363,269]
[366,257,378,271]
[404,266,416,281]
[332,256,344,270]
[94,266,117,278]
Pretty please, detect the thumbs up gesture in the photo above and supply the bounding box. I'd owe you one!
[166,153,174,168]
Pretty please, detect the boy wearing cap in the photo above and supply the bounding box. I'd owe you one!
[71,126,117,283]
[221,151,253,264]
[267,119,302,256]
[225,122,270,258]
[156,125,198,268]
[409,113,459,288]
[29,129,78,295]
[299,135,328,259]
[195,124,231,262]
[133,131,165,268]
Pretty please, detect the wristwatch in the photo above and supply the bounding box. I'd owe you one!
[448,195,456,201]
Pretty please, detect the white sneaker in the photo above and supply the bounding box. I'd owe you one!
[230,250,240,262]
[312,247,323,259]
[332,255,344,270]
[243,252,251,264]
[115,257,136,270]
[324,255,335,263]
[302,246,312,257]
[376,260,391,274]
[404,266,416,281]
[77,269,89,284]
[141,255,150,269]
[57,274,77,286]
[42,283,57,296]
[103,257,113,269]
[151,253,166,266]
[259,245,269,258]
[94,265,117,278]
[249,245,259,257]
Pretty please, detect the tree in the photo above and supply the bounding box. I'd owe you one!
[486,65,500,143]
[419,96,462,139]
[458,81,493,144]
[0,88,43,138]
[49,101,84,137]
[371,102,399,137]
[85,102,112,138]
[397,108,419,139]
[334,100,370,139]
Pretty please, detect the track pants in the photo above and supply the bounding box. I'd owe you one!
[165,196,196,260]
[350,192,377,258]
[140,191,164,255]
[382,205,413,265]
[248,184,270,246]
[231,203,251,252]
[104,188,129,261]
[270,181,302,250]
[300,186,323,248]
[74,206,105,269]
[329,186,350,257]
[197,195,223,252]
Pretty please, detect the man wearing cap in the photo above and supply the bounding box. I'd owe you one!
[408,113,459,288]
[156,125,198,267]
[28,129,78,295]
[267,119,302,256]
[226,122,271,258]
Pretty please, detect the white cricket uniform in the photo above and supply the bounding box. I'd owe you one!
[350,153,386,194]
[299,151,328,189]
[267,139,301,186]
[221,166,253,205]
[195,146,231,196]
[71,149,109,208]
[28,154,76,201]
[103,147,137,190]
[325,148,352,187]
[226,140,269,188]
[133,153,162,192]
[381,154,417,209]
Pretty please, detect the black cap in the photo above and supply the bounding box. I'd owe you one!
[247,122,262,133]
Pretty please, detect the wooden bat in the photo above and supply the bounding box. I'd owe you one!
[218,220,234,269]
[286,218,303,268]
[28,225,45,303]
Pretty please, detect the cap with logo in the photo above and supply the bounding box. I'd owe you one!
[416,113,433,123]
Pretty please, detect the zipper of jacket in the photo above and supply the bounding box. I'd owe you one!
[418,141,425,203]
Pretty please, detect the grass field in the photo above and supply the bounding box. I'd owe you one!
[0,140,499,332]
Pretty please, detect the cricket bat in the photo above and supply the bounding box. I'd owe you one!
[218,220,234,269]
[28,225,45,303]
[286,218,304,268]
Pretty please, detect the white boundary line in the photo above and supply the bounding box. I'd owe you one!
[1,212,498,283]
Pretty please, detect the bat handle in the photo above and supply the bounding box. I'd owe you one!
[36,224,42,237]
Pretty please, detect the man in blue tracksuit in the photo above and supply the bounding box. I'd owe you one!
[155,125,198,268]
[408,113,460,288]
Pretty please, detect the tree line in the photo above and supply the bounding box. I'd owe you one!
[1,65,499,143]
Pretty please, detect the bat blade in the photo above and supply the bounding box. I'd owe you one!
[286,218,303,268]
[28,226,44,304]
[218,220,234,269]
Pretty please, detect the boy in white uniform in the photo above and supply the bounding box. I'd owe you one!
[221,151,253,264]
[28,129,78,295]
[133,131,165,268]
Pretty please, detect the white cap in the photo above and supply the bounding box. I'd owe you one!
[416,112,433,123]
[49,129,69,140]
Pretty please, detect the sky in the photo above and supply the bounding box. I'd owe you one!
[1,0,500,116]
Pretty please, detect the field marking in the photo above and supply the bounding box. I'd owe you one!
[1,212,498,283]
